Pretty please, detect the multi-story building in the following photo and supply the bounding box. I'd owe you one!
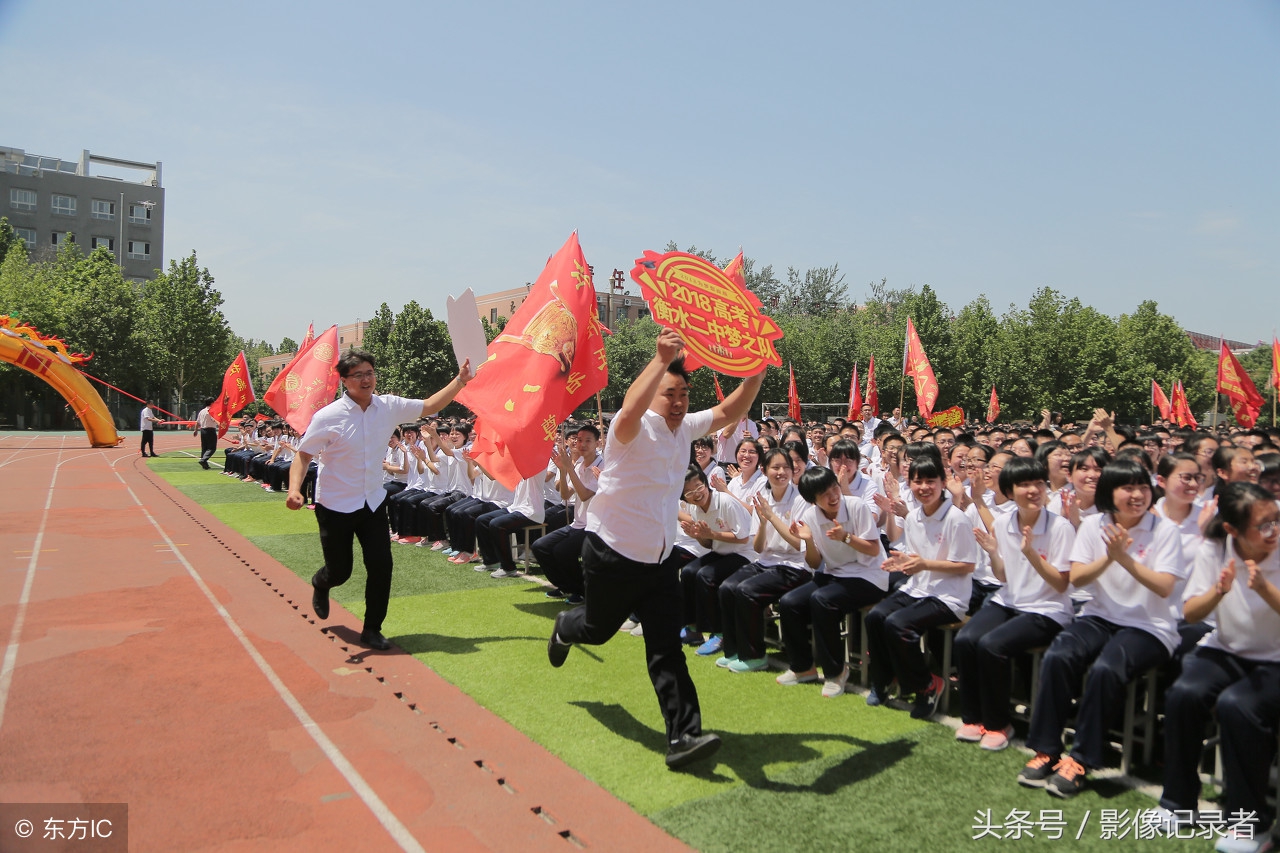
[258,321,369,378]
[0,145,164,281]
[474,277,650,327]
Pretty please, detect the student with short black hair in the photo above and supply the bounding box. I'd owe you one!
[1156,482,1280,850]
[1018,458,1187,798]
[957,458,1074,751]
[864,453,978,718]
[678,465,753,654]
[776,466,887,697]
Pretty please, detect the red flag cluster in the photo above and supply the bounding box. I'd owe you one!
[1217,342,1264,428]
[1152,380,1172,421]
[264,324,341,433]
[847,364,861,420]
[866,355,878,416]
[456,233,608,489]
[208,351,256,437]
[1171,380,1197,429]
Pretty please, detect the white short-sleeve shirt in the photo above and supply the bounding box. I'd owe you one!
[587,408,715,563]
[799,496,886,587]
[687,489,753,557]
[989,508,1076,626]
[899,495,980,618]
[298,393,423,513]
[1068,512,1189,653]
[1185,538,1280,662]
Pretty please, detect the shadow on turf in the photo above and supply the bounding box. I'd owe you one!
[571,700,916,792]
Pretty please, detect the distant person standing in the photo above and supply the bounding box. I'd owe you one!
[194,397,218,469]
[140,400,160,457]
[286,349,472,651]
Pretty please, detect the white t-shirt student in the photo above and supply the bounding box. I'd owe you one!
[799,495,886,587]
[1184,537,1280,662]
[749,482,807,569]
[727,469,766,505]
[686,489,753,557]
[898,493,980,618]
[1068,512,1188,653]
[567,452,602,531]
[140,406,158,432]
[989,507,1077,626]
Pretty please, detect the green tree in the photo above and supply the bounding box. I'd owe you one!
[950,295,1005,418]
[0,217,19,265]
[60,247,144,389]
[136,251,233,414]
[279,337,297,354]
[362,302,395,369]
[783,264,849,315]
[1113,301,1200,422]
[380,301,456,402]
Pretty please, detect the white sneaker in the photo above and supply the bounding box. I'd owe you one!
[620,619,639,632]
[776,669,819,686]
[490,567,521,578]
[629,623,644,637]
[1215,828,1274,853]
[821,666,851,698]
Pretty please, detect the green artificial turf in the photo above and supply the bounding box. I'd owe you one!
[150,460,1215,851]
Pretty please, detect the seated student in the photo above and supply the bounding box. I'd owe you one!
[864,450,978,718]
[1155,483,1280,852]
[716,414,759,467]
[224,417,258,477]
[446,456,514,565]
[1258,450,1280,500]
[718,437,765,508]
[533,422,602,601]
[264,424,299,492]
[676,465,753,654]
[958,457,1075,751]
[243,423,278,484]
[1018,458,1187,799]
[1214,445,1262,492]
[715,449,808,672]
[692,435,725,485]
[1154,452,1215,665]
[1034,440,1073,494]
[1048,447,1109,529]
[475,472,547,578]
[782,439,811,486]
[419,423,474,549]
[777,466,887,696]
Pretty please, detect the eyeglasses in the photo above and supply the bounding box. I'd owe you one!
[682,482,707,499]
[1254,520,1279,536]
[1174,472,1206,484]
[346,370,376,380]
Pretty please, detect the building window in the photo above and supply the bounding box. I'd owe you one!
[51,231,73,247]
[615,306,627,321]
[127,241,150,259]
[91,236,114,251]
[14,227,35,249]
[91,199,115,221]
[9,188,35,211]
[490,308,498,324]
[51,195,76,216]
[128,203,152,224]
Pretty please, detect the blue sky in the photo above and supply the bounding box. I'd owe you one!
[2,0,1277,348]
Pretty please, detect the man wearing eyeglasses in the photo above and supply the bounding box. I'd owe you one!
[287,349,473,650]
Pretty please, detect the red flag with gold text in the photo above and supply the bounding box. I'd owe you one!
[265,325,340,434]
[866,354,879,416]
[904,318,939,420]
[1271,336,1279,392]
[1217,342,1264,428]
[1171,380,1198,429]
[713,374,725,403]
[788,363,801,421]
[987,385,1000,424]
[456,233,608,489]
[208,351,256,437]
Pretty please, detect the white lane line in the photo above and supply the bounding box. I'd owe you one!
[112,457,426,853]
[0,437,66,733]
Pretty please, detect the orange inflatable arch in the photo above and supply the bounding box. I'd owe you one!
[0,316,121,447]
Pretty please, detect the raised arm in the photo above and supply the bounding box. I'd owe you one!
[611,328,686,445]
[419,360,474,418]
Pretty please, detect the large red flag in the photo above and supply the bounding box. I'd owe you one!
[299,323,315,352]
[903,318,940,420]
[787,363,801,421]
[847,363,862,420]
[866,354,879,416]
[208,351,256,437]
[986,385,1000,424]
[1217,341,1265,428]
[264,324,340,433]
[713,373,725,403]
[723,251,745,288]
[1152,380,1172,421]
[456,233,608,489]
[1171,380,1198,429]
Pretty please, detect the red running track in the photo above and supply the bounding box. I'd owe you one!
[0,433,689,852]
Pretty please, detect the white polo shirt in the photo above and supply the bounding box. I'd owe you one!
[299,393,423,513]
[898,495,980,618]
[568,453,602,531]
[587,408,715,564]
[686,489,753,557]
[140,407,156,431]
[1187,538,1280,662]
[1068,512,1188,653]
[799,496,886,586]
[989,508,1076,626]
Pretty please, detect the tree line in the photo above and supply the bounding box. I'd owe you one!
[0,221,1272,429]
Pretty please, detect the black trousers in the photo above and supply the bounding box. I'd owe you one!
[140,429,155,456]
[312,500,394,634]
[198,427,218,463]
[556,533,703,746]
[954,602,1063,731]
[864,589,958,695]
[1160,646,1280,835]
[681,552,751,632]
[1025,615,1169,768]
[779,573,887,679]
[719,563,812,662]
[531,526,587,594]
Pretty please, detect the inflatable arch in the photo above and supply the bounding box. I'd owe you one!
[0,316,121,447]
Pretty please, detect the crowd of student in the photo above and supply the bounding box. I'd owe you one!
[217,403,1280,852]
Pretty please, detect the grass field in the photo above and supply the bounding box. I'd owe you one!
[152,452,1219,851]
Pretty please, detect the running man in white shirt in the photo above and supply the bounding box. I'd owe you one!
[287,349,472,650]
[547,328,764,769]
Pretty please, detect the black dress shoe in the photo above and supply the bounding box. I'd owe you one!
[310,575,329,620]
[199,460,210,469]
[666,733,721,770]
[360,631,392,651]
[547,611,571,668]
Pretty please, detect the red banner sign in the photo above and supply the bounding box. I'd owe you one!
[630,250,783,376]
[927,406,965,428]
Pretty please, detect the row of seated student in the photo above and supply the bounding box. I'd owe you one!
[223,417,316,502]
